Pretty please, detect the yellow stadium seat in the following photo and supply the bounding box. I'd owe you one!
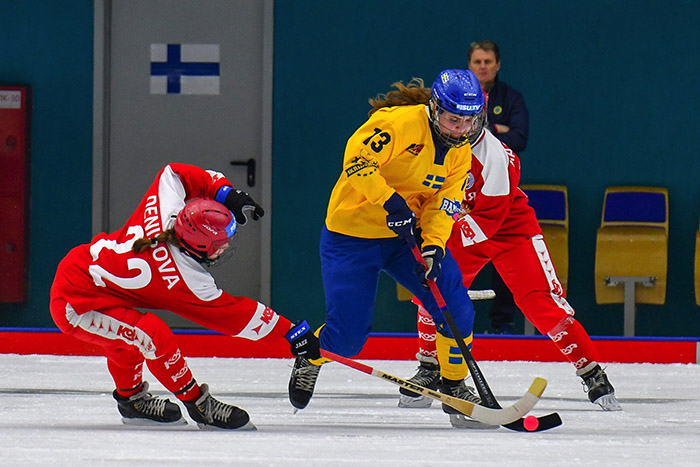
[594,186,668,336]
[397,282,413,301]
[521,185,569,292]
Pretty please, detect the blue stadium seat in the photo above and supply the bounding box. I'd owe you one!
[603,190,667,224]
[524,187,567,223]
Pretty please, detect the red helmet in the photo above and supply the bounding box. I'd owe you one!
[174,198,237,261]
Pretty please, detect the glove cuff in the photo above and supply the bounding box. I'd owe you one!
[285,320,310,343]
[215,185,232,204]
[383,192,408,214]
[422,245,444,258]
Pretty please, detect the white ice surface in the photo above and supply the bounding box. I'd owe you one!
[1,354,699,466]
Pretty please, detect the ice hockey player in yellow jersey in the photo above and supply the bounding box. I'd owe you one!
[289,69,488,416]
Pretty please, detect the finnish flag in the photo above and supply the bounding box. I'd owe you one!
[150,44,220,95]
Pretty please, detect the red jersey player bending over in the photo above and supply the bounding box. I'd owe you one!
[399,125,621,418]
[50,163,320,430]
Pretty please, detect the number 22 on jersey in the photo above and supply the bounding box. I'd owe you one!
[88,225,152,290]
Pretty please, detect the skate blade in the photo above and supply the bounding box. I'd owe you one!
[595,393,622,411]
[449,414,500,430]
[195,420,257,431]
[398,394,433,409]
[290,399,311,412]
[121,416,188,427]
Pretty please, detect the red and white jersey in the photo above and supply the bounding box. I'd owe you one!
[50,163,290,343]
[452,130,541,247]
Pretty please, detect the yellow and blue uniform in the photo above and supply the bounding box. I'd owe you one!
[326,105,469,251]
[320,104,476,358]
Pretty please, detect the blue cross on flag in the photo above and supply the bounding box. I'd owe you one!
[150,44,220,95]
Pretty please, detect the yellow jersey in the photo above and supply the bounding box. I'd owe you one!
[325,104,472,251]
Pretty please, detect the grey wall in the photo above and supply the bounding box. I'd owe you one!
[2,1,699,338]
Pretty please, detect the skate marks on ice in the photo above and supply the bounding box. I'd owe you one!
[2,355,700,466]
[0,386,693,408]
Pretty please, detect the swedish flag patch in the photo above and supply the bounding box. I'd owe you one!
[422,174,445,189]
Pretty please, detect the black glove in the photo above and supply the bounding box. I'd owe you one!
[414,245,444,286]
[285,320,321,360]
[383,192,416,239]
[223,188,265,225]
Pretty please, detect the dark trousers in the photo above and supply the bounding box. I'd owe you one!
[489,266,520,327]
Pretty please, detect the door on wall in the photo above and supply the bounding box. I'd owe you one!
[101,0,272,327]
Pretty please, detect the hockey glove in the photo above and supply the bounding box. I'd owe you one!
[383,192,416,239]
[414,245,444,286]
[218,186,265,225]
[285,320,321,360]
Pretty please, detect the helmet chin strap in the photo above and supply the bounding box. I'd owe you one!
[178,237,237,268]
[430,120,469,149]
[177,238,211,265]
[467,109,487,145]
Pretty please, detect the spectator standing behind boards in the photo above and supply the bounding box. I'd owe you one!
[468,39,529,334]
[468,40,528,153]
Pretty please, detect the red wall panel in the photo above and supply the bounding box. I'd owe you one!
[0,86,30,302]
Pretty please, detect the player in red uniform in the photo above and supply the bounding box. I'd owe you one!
[50,163,320,429]
[399,128,621,414]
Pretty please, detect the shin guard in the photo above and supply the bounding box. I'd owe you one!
[547,316,601,371]
[146,347,198,399]
[309,324,331,365]
[435,332,473,381]
[416,304,438,363]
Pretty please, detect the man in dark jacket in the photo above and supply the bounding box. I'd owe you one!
[468,40,528,154]
[468,40,529,333]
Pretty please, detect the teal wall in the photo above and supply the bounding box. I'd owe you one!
[2,1,699,337]
[0,1,94,326]
[272,0,700,336]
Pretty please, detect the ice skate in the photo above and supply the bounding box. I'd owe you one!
[183,383,256,430]
[577,363,621,411]
[398,356,440,409]
[288,356,322,410]
[438,378,498,429]
[113,381,186,426]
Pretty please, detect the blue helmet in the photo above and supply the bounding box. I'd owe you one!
[429,69,486,147]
